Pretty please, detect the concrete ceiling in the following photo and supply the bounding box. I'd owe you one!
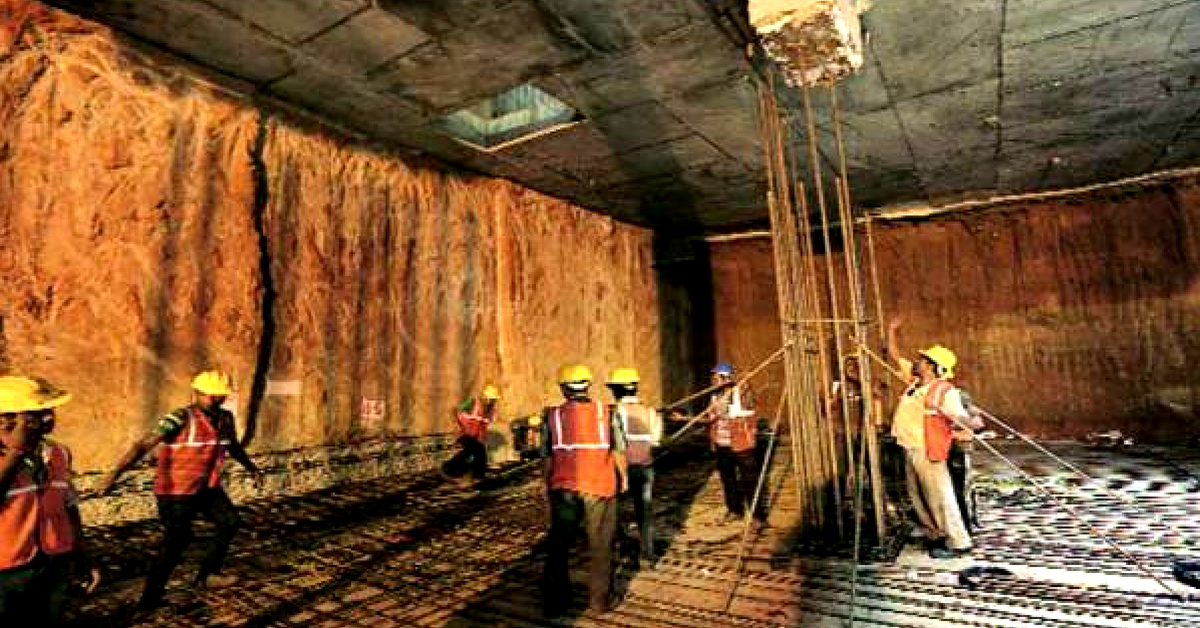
[47,0,1200,232]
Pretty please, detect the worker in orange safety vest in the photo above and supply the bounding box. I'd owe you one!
[441,384,500,482]
[0,376,100,626]
[605,367,661,561]
[99,370,262,611]
[886,319,981,559]
[540,364,628,615]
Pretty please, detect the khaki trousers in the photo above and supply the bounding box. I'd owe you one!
[904,447,972,550]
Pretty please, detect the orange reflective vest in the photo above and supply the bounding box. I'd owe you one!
[709,387,756,452]
[615,401,658,467]
[0,441,79,570]
[923,380,955,463]
[456,398,495,443]
[154,407,230,496]
[548,400,617,498]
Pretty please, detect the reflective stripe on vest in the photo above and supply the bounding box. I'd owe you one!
[0,442,79,570]
[552,403,609,450]
[154,408,230,496]
[548,401,616,497]
[618,401,657,466]
[457,398,493,442]
[922,380,954,462]
[711,387,756,452]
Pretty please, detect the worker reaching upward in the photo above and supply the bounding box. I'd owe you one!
[886,319,981,559]
[0,376,100,626]
[541,364,628,615]
[442,384,500,482]
[606,367,662,561]
[99,370,263,611]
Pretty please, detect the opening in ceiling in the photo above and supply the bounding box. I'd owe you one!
[437,83,583,152]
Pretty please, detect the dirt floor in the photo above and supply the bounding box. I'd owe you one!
[64,436,1200,628]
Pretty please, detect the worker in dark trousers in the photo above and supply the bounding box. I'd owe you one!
[948,390,984,531]
[442,384,500,481]
[99,370,262,611]
[0,376,100,626]
[701,363,766,526]
[606,367,662,561]
[541,364,628,615]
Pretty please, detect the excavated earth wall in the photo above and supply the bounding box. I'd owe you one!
[712,182,1200,442]
[0,1,664,521]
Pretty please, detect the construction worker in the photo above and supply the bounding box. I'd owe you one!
[0,376,100,625]
[442,384,500,481]
[700,363,766,526]
[98,370,263,611]
[606,367,662,561]
[541,364,628,615]
[886,319,979,558]
[949,390,984,531]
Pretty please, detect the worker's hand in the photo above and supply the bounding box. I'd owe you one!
[669,410,685,421]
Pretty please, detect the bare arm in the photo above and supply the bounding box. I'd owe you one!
[98,432,164,494]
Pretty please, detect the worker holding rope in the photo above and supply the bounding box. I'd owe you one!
[676,363,768,528]
[886,319,980,559]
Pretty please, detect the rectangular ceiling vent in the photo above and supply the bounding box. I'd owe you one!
[438,84,583,151]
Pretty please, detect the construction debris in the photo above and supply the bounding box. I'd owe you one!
[749,0,866,86]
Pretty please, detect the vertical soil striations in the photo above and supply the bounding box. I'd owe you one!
[710,183,1200,442]
[0,0,663,470]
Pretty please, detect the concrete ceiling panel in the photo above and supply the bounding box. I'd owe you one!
[374,0,514,36]
[51,0,294,84]
[369,3,587,115]
[497,123,634,189]
[896,79,999,161]
[1005,0,1187,47]
[662,80,761,170]
[302,7,430,73]
[1155,117,1200,168]
[1002,29,1097,92]
[268,60,424,133]
[1089,4,1198,70]
[825,109,915,171]
[1002,62,1198,131]
[834,54,892,114]
[865,0,1001,100]
[617,135,726,180]
[202,0,366,43]
[593,102,693,154]
[1169,8,1200,56]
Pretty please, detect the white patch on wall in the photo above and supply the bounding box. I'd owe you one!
[265,379,302,396]
[361,397,386,430]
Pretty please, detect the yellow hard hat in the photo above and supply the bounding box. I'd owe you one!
[528,414,543,428]
[557,364,593,386]
[192,370,233,396]
[481,384,500,400]
[0,376,72,414]
[606,367,640,385]
[919,345,957,379]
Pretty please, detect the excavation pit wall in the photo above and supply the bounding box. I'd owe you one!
[0,1,665,523]
[711,180,1200,443]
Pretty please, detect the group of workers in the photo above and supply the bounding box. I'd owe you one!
[444,361,764,614]
[0,370,259,625]
[0,321,981,623]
